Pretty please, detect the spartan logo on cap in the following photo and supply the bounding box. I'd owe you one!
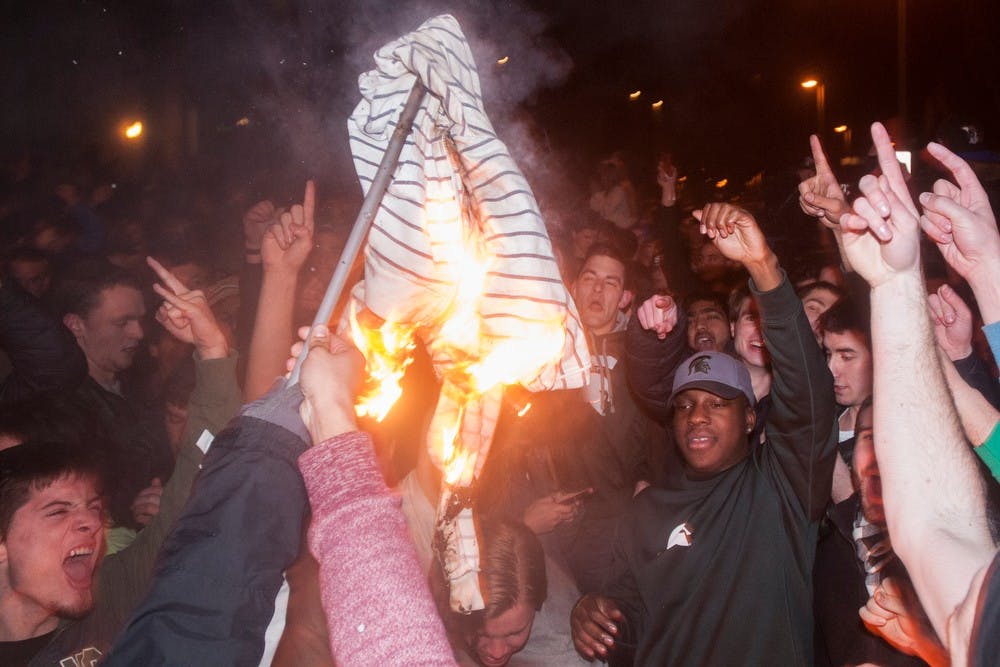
[688,355,712,376]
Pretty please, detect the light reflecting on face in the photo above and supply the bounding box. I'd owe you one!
[672,388,753,477]
[731,297,768,368]
[823,329,873,409]
[471,601,535,666]
[1,475,106,628]
[686,299,730,352]
[573,254,628,336]
[76,285,146,378]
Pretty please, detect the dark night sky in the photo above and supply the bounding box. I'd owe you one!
[2,0,998,200]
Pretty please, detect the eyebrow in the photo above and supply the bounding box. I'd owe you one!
[39,500,72,511]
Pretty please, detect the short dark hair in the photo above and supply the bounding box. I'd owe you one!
[52,259,143,319]
[578,242,632,290]
[0,441,104,539]
[683,291,728,316]
[796,280,844,302]
[727,285,752,323]
[818,297,871,346]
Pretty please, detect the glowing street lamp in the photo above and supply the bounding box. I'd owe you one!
[124,121,143,140]
[651,99,664,110]
[800,79,818,89]
[496,56,509,66]
[833,124,852,151]
[628,90,642,101]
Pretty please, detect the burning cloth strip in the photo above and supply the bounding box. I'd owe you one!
[342,14,589,613]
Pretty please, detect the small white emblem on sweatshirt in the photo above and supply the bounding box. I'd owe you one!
[666,522,693,550]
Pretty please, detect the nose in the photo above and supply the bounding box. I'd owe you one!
[827,356,839,378]
[129,319,144,341]
[480,638,509,664]
[75,507,101,533]
[688,401,710,425]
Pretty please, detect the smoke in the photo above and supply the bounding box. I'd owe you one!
[225,0,577,229]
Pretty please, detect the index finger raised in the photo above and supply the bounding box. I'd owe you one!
[809,134,833,177]
[303,179,316,230]
[146,256,188,295]
[927,142,987,198]
[870,122,917,216]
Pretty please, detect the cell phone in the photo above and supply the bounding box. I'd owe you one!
[560,488,594,504]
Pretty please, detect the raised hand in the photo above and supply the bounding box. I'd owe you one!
[262,180,316,275]
[693,203,770,266]
[928,284,974,361]
[838,123,922,288]
[242,199,279,253]
[147,256,228,359]
[571,594,625,660]
[694,202,780,289]
[636,294,679,340]
[799,134,850,229]
[919,143,1000,284]
[287,324,365,444]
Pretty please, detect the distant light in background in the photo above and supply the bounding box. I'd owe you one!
[629,90,642,100]
[678,176,687,183]
[800,79,818,89]
[833,125,847,133]
[496,55,509,65]
[715,178,728,188]
[651,99,663,110]
[124,121,143,139]
[236,117,250,127]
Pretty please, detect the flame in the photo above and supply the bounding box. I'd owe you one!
[349,173,566,487]
[124,121,143,139]
[349,304,417,422]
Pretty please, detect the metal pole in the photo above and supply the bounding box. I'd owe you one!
[288,80,427,384]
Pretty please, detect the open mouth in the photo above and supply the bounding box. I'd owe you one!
[63,545,96,589]
[686,432,714,450]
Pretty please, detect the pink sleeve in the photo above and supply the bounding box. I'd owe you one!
[298,432,457,666]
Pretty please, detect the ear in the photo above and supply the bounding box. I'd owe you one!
[744,405,757,435]
[63,313,84,339]
[618,289,634,311]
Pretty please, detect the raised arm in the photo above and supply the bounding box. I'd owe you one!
[919,142,1000,325]
[838,122,996,650]
[244,181,315,401]
[798,134,853,272]
[97,258,239,629]
[625,294,689,422]
[695,203,836,518]
[294,325,457,666]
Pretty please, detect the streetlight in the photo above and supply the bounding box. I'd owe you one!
[833,124,852,152]
[800,79,825,142]
[124,121,143,140]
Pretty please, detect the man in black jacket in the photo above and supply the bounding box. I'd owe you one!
[571,203,836,665]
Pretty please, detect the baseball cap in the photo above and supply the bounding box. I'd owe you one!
[669,351,756,407]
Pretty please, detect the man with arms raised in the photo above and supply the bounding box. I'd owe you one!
[0,260,240,666]
[572,203,836,665]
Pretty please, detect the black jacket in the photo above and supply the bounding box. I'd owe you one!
[609,272,837,666]
[0,282,87,404]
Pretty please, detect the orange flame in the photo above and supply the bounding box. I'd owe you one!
[349,303,417,422]
[349,175,565,486]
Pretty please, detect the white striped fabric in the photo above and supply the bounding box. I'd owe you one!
[347,14,589,393]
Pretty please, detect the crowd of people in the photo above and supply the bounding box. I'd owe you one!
[1,117,999,667]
